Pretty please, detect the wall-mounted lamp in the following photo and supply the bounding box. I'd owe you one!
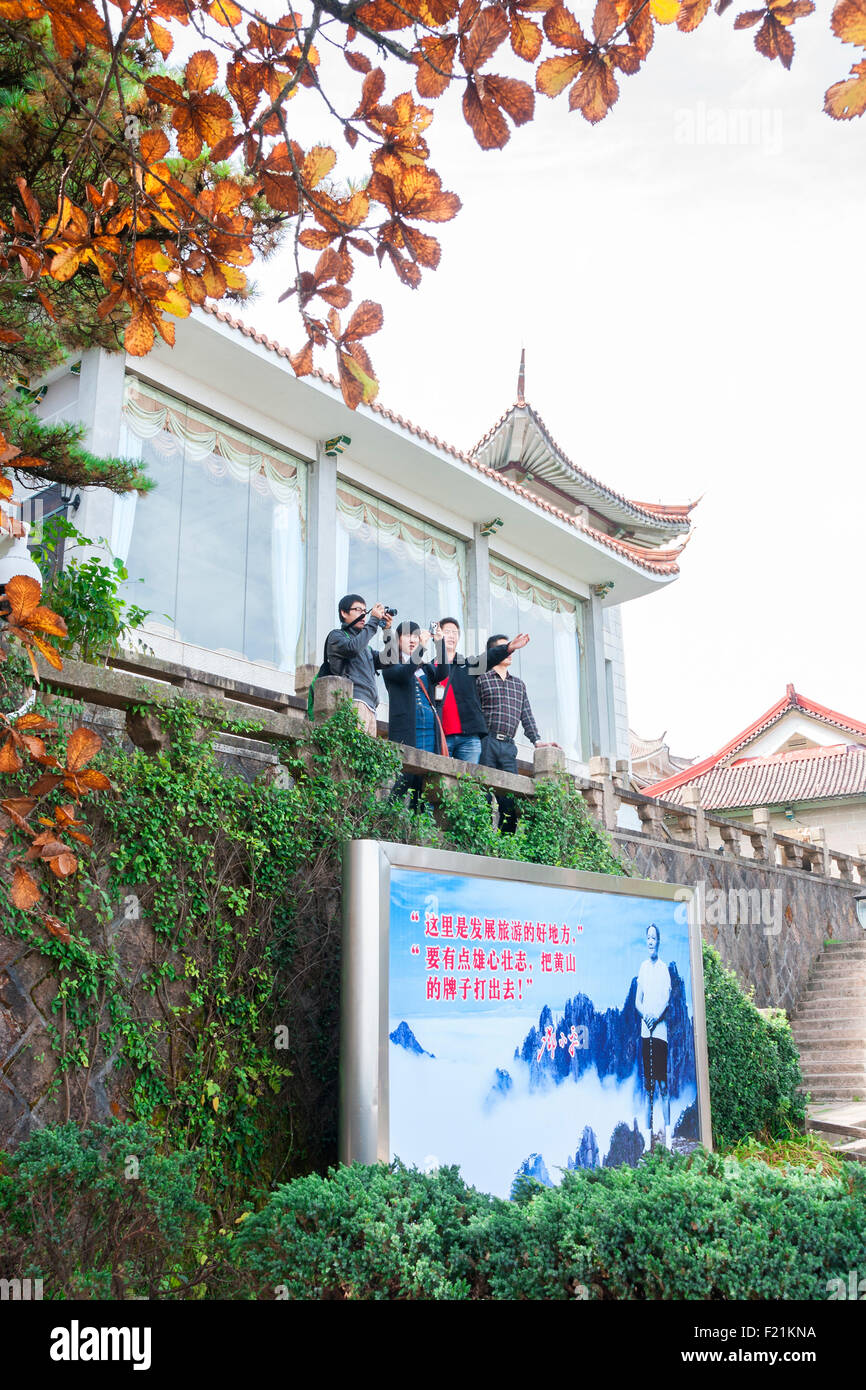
[480,518,504,537]
[591,581,615,599]
[855,894,866,932]
[323,435,351,457]
[784,805,795,821]
[59,483,81,514]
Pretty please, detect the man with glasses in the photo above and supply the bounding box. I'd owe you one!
[325,593,392,736]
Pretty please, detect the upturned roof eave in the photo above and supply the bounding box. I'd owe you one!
[470,401,694,537]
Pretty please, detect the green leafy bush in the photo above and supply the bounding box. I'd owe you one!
[35,516,153,664]
[433,774,624,875]
[0,1121,208,1299]
[230,1161,492,1300]
[703,944,805,1148]
[230,1151,866,1301]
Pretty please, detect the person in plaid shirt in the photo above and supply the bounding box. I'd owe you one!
[478,633,543,774]
[478,634,559,830]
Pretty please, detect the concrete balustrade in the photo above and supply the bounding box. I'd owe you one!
[33,652,866,892]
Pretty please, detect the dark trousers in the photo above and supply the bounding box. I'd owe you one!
[480,735,519,831]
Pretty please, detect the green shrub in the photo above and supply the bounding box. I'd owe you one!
[703,944,805,1148]
[231,1161,494,1300]
[0,1121,209,1299]
[231,1151,866,1301]
[35,516,152,664]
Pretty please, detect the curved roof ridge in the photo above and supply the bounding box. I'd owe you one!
[470,399,693,531]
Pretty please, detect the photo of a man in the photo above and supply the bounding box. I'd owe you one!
[635,924,672,1151]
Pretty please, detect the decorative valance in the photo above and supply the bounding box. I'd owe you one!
[122,376,305,509]
[337,483,463,579]
[490,557,583,633]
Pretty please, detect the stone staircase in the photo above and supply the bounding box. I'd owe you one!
[792,942,866,1159]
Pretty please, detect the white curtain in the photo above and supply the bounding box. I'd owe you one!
[123,377,302,505]
[553,611,581,759]
[110,490,138,566]
[271,501,303,672]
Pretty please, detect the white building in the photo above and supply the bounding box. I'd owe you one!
[30,309,694,771]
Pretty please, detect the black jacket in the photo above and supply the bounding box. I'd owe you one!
[430,643,510,738]
[325,616,386,711]
[381,658,438,748]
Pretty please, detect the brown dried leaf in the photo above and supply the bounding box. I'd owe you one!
[65,727,103,773]
[10,865,40,910]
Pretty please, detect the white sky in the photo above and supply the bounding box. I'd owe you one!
[238,4,865,758]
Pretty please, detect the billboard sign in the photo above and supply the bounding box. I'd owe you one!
[341,841,711,1200]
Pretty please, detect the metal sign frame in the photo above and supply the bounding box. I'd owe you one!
[340,839,713,1167]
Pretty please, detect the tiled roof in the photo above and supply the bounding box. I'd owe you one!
[200,305,685,578]
[470,400,695,533]
[644,684,866,800]
[660,743,866,810]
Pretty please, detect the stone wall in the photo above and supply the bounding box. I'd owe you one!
[616,834,862,1014]
[2,652,864,1149]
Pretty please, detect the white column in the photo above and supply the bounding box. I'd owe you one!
[72,349,127,560]
[303,440,338,672]
[466,522,490,654]
[584,591,608,759]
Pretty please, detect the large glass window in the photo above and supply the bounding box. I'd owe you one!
[334,481,468,715]
[489,557,587,761]
[336,481,467,631]
[116,378,306,673]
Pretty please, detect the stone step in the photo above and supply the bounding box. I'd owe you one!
[802,981,866,998]
[795,1034,866,1045]
[835,1139,866,1162]
[800,1085,866,1102]
[795,1003,864,1017]
[800,1067,866,1078]
[801,1071,866,1085]
[821,944,866,956]
[806,964,866,977]
[793,1022,866,1038]
[797,1052,866,1065]
[811,954,866,966]
[809,970,866,985]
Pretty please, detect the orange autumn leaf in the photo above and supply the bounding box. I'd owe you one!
[302,146,337,188]
[415,35,459,96]
[832,0,866,44]
[460,6,510,70]
[45,915,72,944]
[825,57,866,114]
[10,865,40,910]
[65,727,103,773]
[510,12,544,58]
[4,574,42,625]
[0,738,22,773]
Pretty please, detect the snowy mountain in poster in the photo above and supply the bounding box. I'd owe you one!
[517,966,695,1097]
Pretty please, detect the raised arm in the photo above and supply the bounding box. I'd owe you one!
[328,616,383,658]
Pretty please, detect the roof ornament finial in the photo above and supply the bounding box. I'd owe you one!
[516,347,525,407]
[786,682,797,703]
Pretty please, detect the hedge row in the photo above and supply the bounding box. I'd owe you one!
[2,1123,862,1300]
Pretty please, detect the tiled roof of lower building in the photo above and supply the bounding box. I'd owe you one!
[644,684,866,800]
[661,743,866,809]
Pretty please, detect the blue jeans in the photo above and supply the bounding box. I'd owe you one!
[446,734,482,764]
[415,685,437,754]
